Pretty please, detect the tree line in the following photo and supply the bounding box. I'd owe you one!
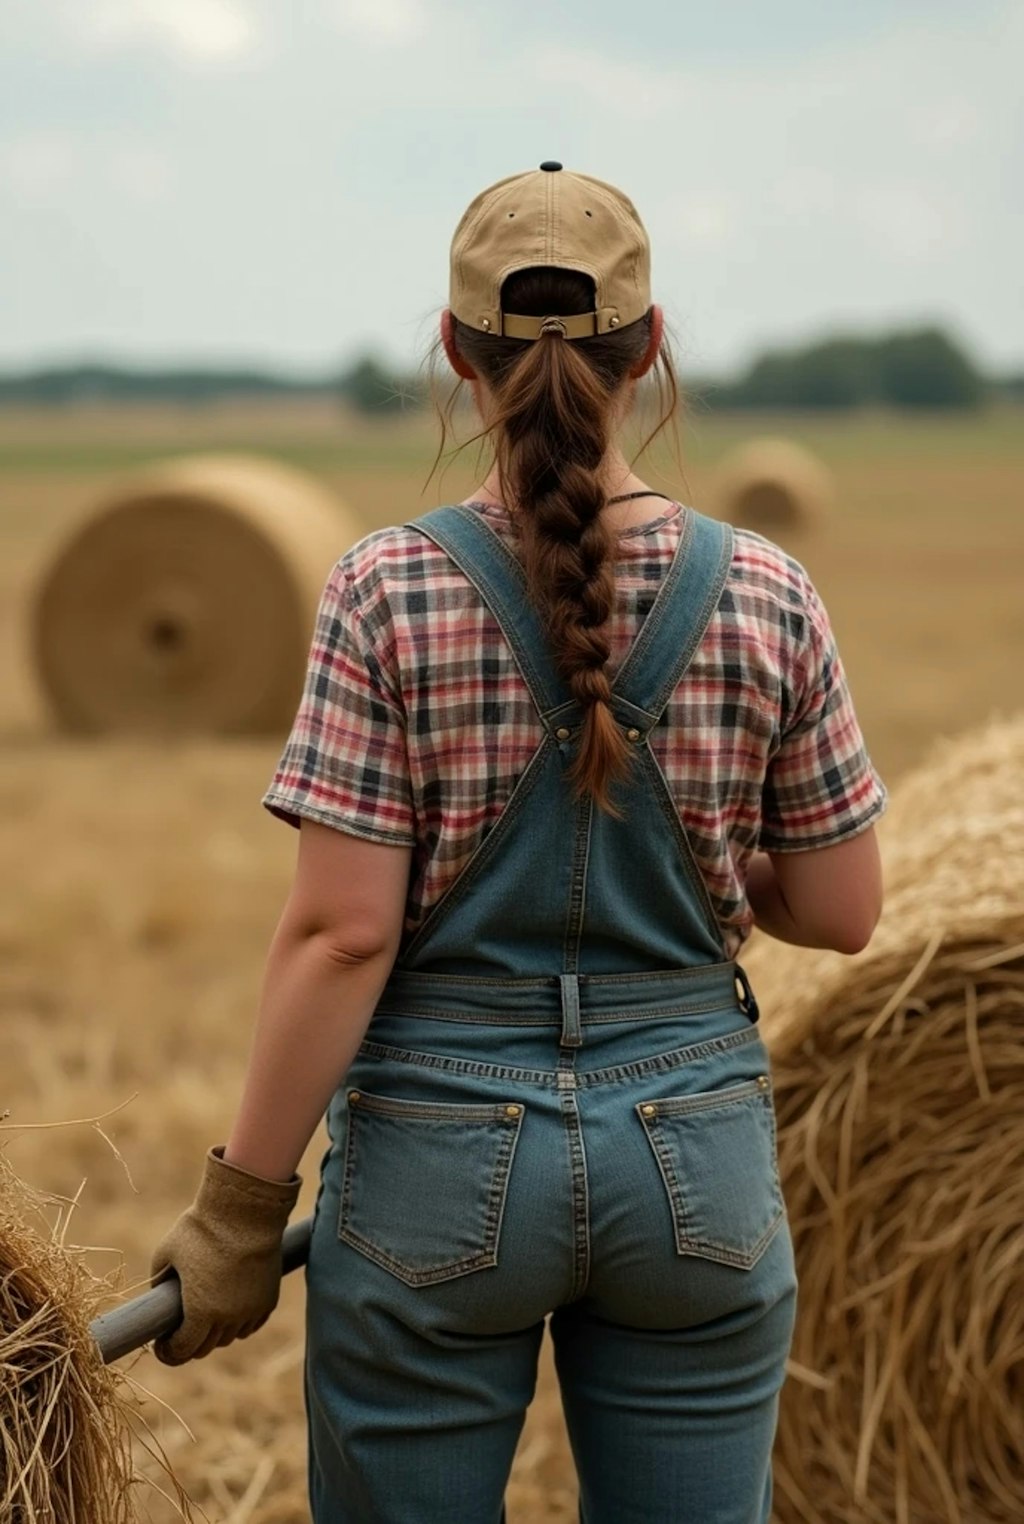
[0,327,1019,413]
[705,328,991,410]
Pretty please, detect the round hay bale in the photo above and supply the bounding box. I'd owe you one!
[714,437,833,534]
[31,455,360,735]
[743,716,1024,1523]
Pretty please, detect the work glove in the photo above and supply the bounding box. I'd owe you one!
[150,1146,301,1366]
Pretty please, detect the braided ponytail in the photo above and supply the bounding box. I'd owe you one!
[442,267,679,818]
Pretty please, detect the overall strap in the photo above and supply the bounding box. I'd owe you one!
[409,505,573,717]
[408,504,734,726]
[611,508,734,720]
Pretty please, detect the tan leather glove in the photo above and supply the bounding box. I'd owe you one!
[150,1146,301,1366]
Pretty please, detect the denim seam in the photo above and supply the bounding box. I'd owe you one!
[372,1005,724,1022]
[358,1039,559,1084]
[344,1091,521,1123]
[382,965,740,988]
[338,1229,500,1286]
[581,1026,761,1085]
[667,1205,786,1271]
[385,974,543,988]
[563,797,593,974]
[596,965,737,983]
[488,1101,525,1286]
[357,1024,760,1088]
[646,1077,767,1116]
[561,1094,591,1299]
[372,999,743,1025]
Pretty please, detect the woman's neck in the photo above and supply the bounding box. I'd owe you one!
[469,450,668,532]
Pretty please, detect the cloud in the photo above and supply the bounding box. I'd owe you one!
[908,98,982,150]
[658,198,737,251]
[520,4,1021,366]
[77,0,262,67]
[0,131,79,199]
[533,47,671,120]
[331,0,427,46]
[106,144,176,204]
[0,128,173,208]
[852,181,952,263]
[0,0,1019,369]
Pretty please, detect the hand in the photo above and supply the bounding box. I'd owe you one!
[150,1146,301,1366]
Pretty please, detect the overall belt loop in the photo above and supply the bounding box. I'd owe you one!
[734,963,760,1024]
[559,973,583,1048]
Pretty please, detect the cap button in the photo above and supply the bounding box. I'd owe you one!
[539,160,563,172]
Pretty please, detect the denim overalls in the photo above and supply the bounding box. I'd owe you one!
[305,504,799,1524]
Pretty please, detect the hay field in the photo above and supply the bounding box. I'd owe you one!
[2,401,1022,1521]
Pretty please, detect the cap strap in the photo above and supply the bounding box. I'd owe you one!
[500,311,599,341]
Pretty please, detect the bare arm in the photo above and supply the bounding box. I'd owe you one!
[745,827,883,954]
[223,820,412,1183]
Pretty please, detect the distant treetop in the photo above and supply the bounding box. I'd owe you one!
[713,326,986,411]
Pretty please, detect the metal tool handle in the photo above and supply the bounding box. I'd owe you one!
[89,1215,314,1365]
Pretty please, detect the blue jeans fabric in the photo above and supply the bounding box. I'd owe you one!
[305,506,799,1523]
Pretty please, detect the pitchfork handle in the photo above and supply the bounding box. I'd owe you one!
[89,1215,314,1365]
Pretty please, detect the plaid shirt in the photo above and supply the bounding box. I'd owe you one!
[264,501,887,957]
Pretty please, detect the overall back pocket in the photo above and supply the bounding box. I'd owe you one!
[338,1089,524,1287]
[636,1075,786,1270]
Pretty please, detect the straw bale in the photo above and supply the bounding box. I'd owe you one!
[742,715,1024,1523]
[0,1150,169,1523]
[714,437,833,534]
[30,455,361,736]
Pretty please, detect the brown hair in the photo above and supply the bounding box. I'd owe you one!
[432,267,679,818]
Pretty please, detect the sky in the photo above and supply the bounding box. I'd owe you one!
[2,0,1021,378]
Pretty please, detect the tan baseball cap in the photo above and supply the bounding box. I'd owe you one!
[449,161,651,341]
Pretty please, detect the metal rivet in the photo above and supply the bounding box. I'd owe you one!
[481,317,491,330]
[609,315,620,327]
[626,727,642,742]
[349,1091,360,1104]
[555,726,571,740]
[641,1103,657,1117]
[505,1104,521,1118]
[757,1075,770,1090]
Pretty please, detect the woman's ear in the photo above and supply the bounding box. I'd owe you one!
[630,304,664,379]
[441,309,477,381]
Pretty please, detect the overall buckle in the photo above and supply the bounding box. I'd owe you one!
[734,964,760,1024]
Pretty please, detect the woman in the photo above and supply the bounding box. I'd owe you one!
[152,164,886,1523]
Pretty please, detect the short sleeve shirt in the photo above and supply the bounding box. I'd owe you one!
[263,500,887,957]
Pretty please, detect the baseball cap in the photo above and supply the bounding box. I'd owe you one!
[449,162,651,341]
